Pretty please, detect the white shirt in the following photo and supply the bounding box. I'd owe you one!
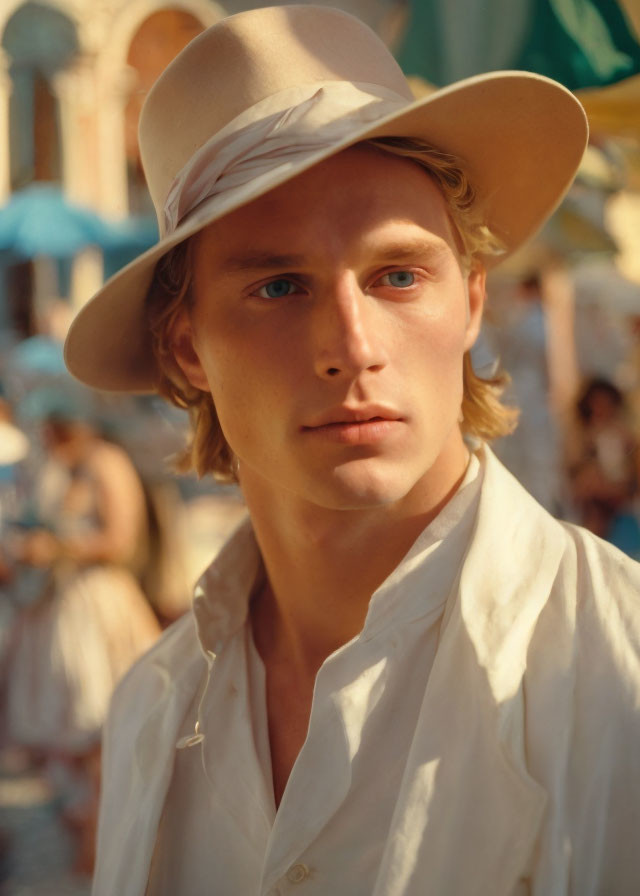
[93,445,640,896]
[147,455,482,896]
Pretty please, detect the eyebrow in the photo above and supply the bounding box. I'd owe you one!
[216,236,449,274]
[217,251,308,273]
[367,237,449,264]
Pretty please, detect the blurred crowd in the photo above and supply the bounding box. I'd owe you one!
[487,261,640,558]
[0,300,245,885]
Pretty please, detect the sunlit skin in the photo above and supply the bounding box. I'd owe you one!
[175,147,484,511]
[172,145,486,804]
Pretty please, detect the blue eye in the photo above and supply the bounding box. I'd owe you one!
[383,271,415,287]
[257,279,297,299]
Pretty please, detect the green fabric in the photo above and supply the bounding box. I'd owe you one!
[396,3,450,85]
[515,0,640,89]
[397,0,640,89]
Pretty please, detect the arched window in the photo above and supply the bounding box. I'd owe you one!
[125,8,203,215]
[2,2,78,188]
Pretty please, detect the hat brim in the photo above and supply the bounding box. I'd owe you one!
[64,70,587,392]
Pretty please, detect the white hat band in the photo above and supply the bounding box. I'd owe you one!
[162,81,408,236]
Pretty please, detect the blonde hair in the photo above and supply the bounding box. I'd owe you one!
[146,137,518,480]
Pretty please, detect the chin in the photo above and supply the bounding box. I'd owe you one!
[302,458,425,511]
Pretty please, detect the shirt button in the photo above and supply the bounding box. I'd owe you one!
[175,732,204,749]
[286,863,310,884]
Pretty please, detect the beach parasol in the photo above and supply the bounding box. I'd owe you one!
[0,184,113,260]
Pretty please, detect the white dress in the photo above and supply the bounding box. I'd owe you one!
[6,444,161,754]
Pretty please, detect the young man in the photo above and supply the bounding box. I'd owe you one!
[64,6,640,895]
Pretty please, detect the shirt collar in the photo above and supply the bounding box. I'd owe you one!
[193,451,483,657]
[360,450,483,640]
[192,515,262,658]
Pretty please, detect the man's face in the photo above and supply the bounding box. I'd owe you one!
[173,145,485,511]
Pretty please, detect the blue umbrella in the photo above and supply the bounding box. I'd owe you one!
[102,216,159,280]
[0,183,114,259]
[3,336,70,401]
[8,335,68,378]
[101,215,158,253]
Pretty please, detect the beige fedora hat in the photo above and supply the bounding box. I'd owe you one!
[64,4,588,393]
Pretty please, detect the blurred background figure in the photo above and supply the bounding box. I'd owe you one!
[0,398,30,659]
[566,377,640,555]
[488,273,566,514]
[3,387,161,874]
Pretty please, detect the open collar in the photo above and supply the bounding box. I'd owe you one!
[100,447,569,896]
[192,514,261,656]
[191,452,482,653]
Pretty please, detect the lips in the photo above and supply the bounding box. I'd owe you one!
[301,405,403,430]
[300,409,404,446]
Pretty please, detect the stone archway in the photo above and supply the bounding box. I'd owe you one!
[125,8,205,215]
[94,0,220,218]
[1,1,79,192]
[0,2,81,332]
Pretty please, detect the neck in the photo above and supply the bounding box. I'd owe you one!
[244,439,470,677]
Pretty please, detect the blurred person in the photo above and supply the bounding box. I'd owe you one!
[64,8,640,895]
[4,388,160,874]
[0,398,30,662]
[0,396,30,549]
[621,313,640,435]
[567,376,640,555]
[491,265,580,515]
[491,273,562,511]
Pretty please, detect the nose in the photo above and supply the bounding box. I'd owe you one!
[312,275,388,380]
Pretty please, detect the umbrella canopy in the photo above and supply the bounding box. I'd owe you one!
[8,335,68,378]
[3,336,70,401]
[102,217,159,281]
[18,382,97,426]
[0,184,115,259]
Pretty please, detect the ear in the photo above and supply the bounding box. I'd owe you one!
[170,308,211,392]
[463,265,486,351]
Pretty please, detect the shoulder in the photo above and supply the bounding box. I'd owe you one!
[516,494,640,673]
[523,523,640,889]
[483,445,640,595]
[555,522,640,692]
[556,520,640,638]
[105,611,201,739]
[83,439,144,495]
[523,513,640,755]
[86,438,135,474]
[561,517,640,583]
[95,611,205,895]
[113,609,200,697]
[480,445,640,673]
